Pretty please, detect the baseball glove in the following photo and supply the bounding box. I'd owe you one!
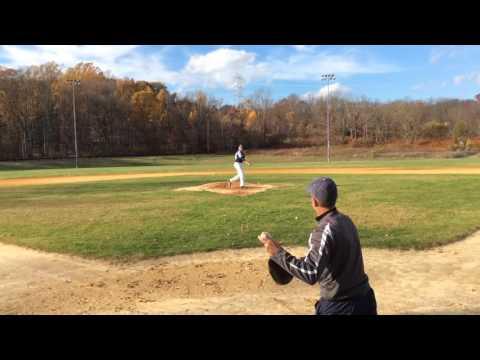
[268,258,293,285]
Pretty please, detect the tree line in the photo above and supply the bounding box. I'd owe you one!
[1,62,480,161]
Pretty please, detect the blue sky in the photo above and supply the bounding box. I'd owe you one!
[1,45,479,104]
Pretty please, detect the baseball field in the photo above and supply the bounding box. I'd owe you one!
[1,152,480,314]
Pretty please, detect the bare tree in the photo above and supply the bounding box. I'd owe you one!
[2,61,480,161]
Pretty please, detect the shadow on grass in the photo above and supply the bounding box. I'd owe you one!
[0,157,187,171]
[0,178,218,197]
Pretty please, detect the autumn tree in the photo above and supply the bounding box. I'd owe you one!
[2,61,480,161]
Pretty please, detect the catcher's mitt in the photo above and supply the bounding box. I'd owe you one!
[268,258,293,285]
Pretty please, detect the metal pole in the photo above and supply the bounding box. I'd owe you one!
[327,78,330,163]
[322,74,335,163]
[72,81,78,168]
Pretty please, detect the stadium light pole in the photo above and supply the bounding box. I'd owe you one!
[67,79,80,168]
[233,73,245,108]
[321,73,335,163]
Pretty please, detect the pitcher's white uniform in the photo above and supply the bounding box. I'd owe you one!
[230,150,246,187]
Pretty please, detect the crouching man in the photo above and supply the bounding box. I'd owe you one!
[258,177,377,315]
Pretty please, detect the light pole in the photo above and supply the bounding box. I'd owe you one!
[321,73,335,163]
[232,73,245,108]
[67,79,80,168]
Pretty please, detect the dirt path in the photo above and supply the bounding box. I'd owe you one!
[2,167,480,188]
[1,230,479,315]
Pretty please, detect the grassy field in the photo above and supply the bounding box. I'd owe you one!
[1,153,480,259]
[0,152,480,180]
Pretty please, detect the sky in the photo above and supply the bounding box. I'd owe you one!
[1,45,480,104]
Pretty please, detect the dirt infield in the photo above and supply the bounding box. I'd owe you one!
[1,230,479,314]
[2,166,480,187]
[175,182,276,196]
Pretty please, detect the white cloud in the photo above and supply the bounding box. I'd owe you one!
[430,46,451,64]
[412,80,450,91]
[175,48,269,90]
[0,45,177,83]
[302,83,351,100]
[172,47,397,92]
[453,72,480,86]
[453,75,466,85]
[0,45,399,95]
[1,45,138,68]
[291,45,316,52]
[429,45,471,64]
[105,52,178,83]
[268,52,398,81]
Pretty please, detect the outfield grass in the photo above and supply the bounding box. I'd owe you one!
[1,171,479,259]
[0,153,479,180]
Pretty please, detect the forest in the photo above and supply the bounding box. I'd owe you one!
[1,62,480,160]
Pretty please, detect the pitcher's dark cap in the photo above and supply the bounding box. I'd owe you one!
[307,177,338,208]
[268,258,293,285]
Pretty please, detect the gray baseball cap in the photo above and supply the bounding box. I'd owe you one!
[307,177,338,208]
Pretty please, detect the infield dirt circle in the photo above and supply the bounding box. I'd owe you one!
[175,182,276,196]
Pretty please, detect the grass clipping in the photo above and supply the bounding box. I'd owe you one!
[175,182,276,196]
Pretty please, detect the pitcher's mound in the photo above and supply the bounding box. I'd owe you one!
[175,182,276,196]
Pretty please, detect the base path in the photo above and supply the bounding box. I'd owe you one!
[1,230,479,315]
[2,167,480,187]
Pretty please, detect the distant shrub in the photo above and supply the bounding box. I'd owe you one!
[467,139,480,151]
[351,138,375,148]
[451,121,473,151]
[465,138,472,151]
[421,121,449,139]
[453,121,469,142]
[449,150,476,158]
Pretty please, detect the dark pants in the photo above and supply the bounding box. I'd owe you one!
[315,288,377,315]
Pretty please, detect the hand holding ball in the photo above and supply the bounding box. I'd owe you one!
[258,232,281,256]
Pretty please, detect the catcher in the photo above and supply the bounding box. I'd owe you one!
[258,177,377,315]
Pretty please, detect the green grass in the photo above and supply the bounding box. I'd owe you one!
[0,153,479,180]
[1,172,480,260]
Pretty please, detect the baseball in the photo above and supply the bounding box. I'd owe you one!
[258,232,273,243]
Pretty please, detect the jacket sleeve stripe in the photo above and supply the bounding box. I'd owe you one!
[318,223,332,260]
[304,223,331,267]
[288,261,318,275]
